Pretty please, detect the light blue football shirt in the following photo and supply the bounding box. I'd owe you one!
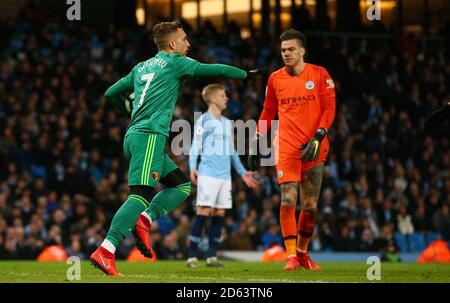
[189,112,246,180]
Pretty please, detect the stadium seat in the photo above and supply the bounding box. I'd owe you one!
[394,232,409,252]
[425,232,442,245]
[157,216,176,236]
[31,165,47,179]
[207,46,231,63]
[409,233,427,252]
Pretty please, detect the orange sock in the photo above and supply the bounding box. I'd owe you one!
[297,209,317,252]
[280,205,297,256]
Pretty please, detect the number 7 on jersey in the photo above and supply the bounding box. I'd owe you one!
[138,72,155,108]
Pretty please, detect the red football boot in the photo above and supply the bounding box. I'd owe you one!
[90,246,121,276]
[132,214,154,258]
[297,250,320,270]
[283,256,300,270]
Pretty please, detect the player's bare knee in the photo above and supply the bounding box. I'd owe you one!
[281,190,297,206]
[281,198,296,207]
[197,206,212,216]
[212,208,225,217]
[281,183,298,207]
[302,199,318,213]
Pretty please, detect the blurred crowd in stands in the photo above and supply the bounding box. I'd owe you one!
[0,3,449,260]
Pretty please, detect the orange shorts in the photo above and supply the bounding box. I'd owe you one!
[275,139,329,184]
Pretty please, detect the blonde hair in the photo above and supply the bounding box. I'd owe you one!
[201,84,225,104]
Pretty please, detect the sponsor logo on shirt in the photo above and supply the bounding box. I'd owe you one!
[280,95,316,106]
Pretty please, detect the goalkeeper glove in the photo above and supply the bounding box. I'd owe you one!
[247,134,261,171]
[122,92,134,118]
[246,68,266,78]
[299,128,328,162]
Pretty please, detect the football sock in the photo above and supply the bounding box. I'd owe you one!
[208,216,223,258]
[100,239,116,254]
[297,208,317,252]
[144,182,191,222]
[280,205,297,256]
[105,194,150,249]
[140,211,152,224]
[188,215,208,258]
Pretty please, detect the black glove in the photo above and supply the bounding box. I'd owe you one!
[246,68,266,78]
[247,134,261,171]
[299,128,328,162]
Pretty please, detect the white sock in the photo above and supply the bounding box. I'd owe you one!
[101,239,116,254]
[141,211,152,224]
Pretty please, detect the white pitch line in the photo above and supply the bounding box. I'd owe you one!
[2,271,337,283]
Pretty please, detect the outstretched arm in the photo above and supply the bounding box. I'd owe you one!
[193,63,247,79]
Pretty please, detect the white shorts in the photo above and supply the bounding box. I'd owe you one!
[196,175,232,209]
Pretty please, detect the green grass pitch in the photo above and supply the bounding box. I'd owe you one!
[0,261,449,283]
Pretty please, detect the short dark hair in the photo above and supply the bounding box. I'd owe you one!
[152,21,183,50]
[280,29,306,48]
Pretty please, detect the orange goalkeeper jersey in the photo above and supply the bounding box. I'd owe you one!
[257,63,336,158]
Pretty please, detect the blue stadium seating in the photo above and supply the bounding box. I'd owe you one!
[425,232,442,245]
[410,233,427,252]
[394,232,409,252]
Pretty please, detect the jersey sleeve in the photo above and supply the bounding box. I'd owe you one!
[104,68,135,115]
[318,67,336,131]
[193,63,247,79]
[105,68,135,97]
[257,74,278,136]
[173,55,201,79]
[189,116,204,171]
[231,149,246,176]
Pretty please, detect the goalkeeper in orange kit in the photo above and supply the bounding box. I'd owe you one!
[247,29,336,270]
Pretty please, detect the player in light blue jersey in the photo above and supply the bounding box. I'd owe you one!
[187,84,259,268]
